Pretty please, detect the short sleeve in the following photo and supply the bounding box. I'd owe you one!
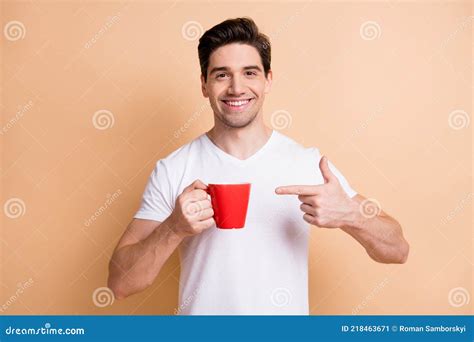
[314,148,357,198]
[133,159,174,222]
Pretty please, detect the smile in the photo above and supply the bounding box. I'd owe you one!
[221,98,254,111]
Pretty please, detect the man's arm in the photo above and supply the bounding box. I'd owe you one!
[107,216,183,300]
[275,156,409,264]
[108,179,215,300]
[339,194,409,264]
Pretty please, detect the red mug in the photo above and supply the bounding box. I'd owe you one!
[205,183,251,229]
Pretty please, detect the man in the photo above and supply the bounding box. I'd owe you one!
[107,17,409,315]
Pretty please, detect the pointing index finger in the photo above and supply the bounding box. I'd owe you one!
[275,185,323,195]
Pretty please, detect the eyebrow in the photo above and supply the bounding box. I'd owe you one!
[209,65,263,75]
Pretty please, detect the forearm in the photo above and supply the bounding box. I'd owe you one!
[108,216,183,299]
[340,202,409,264]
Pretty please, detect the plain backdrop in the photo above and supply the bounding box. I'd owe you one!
[1,0,472,315]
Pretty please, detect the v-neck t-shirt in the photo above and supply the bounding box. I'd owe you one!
[134,130,357,315]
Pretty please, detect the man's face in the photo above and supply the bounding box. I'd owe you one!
[201,43,272,129]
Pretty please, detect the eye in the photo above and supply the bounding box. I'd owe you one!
[245,71,257,76]
[216,73,228,79]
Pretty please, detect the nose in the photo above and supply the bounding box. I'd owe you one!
[228,75,245,96]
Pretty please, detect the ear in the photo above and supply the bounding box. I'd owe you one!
[264,69,273,94]
[200,74,209,98]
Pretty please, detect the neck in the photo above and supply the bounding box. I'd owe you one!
[206,121,273,161]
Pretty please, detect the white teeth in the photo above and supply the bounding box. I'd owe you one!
[224,99,251,106]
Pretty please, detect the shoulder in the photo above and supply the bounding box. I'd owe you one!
[153,134,205,171]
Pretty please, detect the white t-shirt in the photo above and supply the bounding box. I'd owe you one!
[134,130,357,315]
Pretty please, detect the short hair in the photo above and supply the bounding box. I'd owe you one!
[198,17,271,82]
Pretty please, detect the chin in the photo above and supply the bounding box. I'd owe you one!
[219,116,253,129]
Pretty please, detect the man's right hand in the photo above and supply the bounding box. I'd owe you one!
[169,180,215,238]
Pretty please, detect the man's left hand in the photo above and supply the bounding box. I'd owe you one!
[275,156,357,228]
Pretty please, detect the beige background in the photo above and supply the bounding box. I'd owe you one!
[1,0,472,315]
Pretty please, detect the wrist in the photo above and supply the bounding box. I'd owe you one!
[339,197,366,231]
[163,213,186,243]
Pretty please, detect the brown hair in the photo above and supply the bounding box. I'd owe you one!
[198,17,271,82]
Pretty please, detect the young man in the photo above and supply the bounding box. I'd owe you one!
[108,17,409,315]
